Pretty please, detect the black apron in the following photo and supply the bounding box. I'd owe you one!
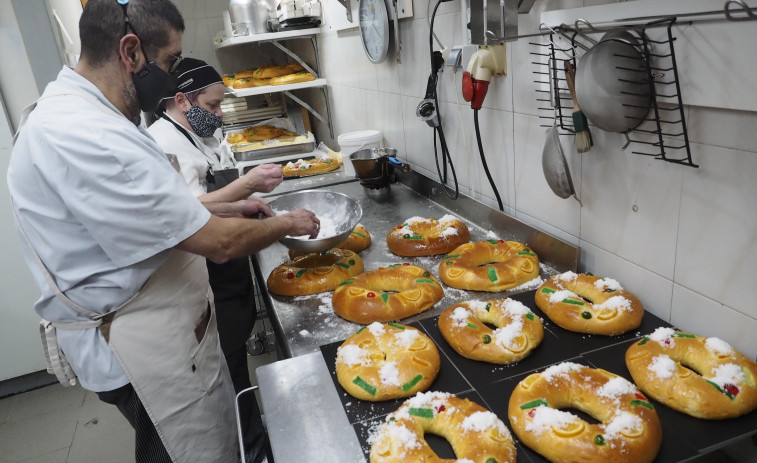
[161,115,256,391]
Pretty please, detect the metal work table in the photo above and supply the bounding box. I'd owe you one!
[251,172,757,463]
[252,172,578,358]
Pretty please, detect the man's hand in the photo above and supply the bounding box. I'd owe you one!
[243,163,283,193]
[283,208,320,238]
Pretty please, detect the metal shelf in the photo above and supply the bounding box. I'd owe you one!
[214,28,322,49]
[226,78,327,97]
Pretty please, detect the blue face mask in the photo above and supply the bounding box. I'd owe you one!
[184,105,223,138]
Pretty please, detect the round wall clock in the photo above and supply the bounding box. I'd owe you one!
[358,0,390,64]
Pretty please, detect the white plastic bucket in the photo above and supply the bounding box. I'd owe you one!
[338,130,382,176]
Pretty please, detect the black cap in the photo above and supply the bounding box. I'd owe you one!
[162,58,223,100]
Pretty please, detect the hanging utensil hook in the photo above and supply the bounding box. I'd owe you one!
[724,0,757,21]
[538,23,582,56]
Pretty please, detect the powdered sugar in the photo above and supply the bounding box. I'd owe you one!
[541,362,583,383]
[460,411,510,439]
[525,406,579,435]
[548,289,580,303]
[405,391,452,409]
[382,423,421,452]
[368,322,386,338]
[451,307,473,326]
[466,300,489,313]
[649,327,676,347]
[595,277,623,292]
[707,363,745,388]
[493,318,524,350]
[594,295,632,312]
[393,329,420,348]
[648,355,676,379]
[604,412,643,440]
[502,298,531,317]
[597,377,638,401]
[337,344,369,366]
[705,337,734,356]
[379,362,401,386]
[557,271,579,282]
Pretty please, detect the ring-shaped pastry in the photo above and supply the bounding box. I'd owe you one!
[266,248,363,296]
[332,264,444,324]
[626,327,757,419]
[282,156,340,177]
[534,271,643,335]
[438,298,544,364]
[439,240,540,291]
[371,392,517,463]
[508,362,662,463]
[386,215,470,257]
[336,322,440,401]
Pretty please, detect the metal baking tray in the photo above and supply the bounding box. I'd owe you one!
[233,138,316,162]
[318,289,757,462]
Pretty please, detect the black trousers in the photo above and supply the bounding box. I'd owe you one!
[97,383,172,463]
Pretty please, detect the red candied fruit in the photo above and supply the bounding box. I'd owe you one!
[286,272,294,279]
[402,262,410,266]
[366,292,376,298]
[724,384,740,396]
[528,409,536,417]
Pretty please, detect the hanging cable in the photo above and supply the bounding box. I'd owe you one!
[473,109,504,211]
[418,0,459,199]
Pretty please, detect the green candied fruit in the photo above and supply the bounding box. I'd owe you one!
[349,259,356,265]
[581,311,592,319]
[320,250,330,255]
[485,303,492,312]
[594,434,605,446]
[423,271,430,277]
[403,234,411,239]
[482,334,492,344]
[486,459,498,463]
[446,260,454,266]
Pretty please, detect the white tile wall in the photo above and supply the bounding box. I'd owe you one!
[178,0,757,358]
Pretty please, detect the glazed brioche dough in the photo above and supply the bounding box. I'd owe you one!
[438,298,544,364]
[336,322,440,401]
[269,72,315,85]
[439,240,540,291]
[508,362,663,463]
[332,264,444,324]
[266,248,363,296]
[282,156,340,177]
[386,215,470,257]
[626,327,757,419]
[535,271,644,335]
[371,391,516,463]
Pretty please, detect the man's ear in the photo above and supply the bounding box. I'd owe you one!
[175,92,191,111]
[119,34,143,72]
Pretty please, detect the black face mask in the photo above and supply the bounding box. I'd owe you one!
[132,61,176,113]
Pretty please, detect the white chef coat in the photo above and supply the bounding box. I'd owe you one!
[148,116,235,197]
[7,67,211,392]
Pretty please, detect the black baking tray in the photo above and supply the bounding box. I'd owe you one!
[350,389,537,462]
[317,290,757,462]
[583,340,757,456]
[476,361,701,463]
[319,321,473,425]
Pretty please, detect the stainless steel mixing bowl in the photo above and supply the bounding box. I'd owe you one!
[266,189,363,253]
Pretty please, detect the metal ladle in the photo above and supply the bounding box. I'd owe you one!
[542,121,581,206]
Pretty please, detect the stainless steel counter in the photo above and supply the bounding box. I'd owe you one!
[252,172,578,358]
[256,352,365,463]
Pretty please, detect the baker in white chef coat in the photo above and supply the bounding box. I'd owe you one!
[6,1,318,462]
[149,58,280,462]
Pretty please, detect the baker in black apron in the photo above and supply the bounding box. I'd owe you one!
[148,58,284,463]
